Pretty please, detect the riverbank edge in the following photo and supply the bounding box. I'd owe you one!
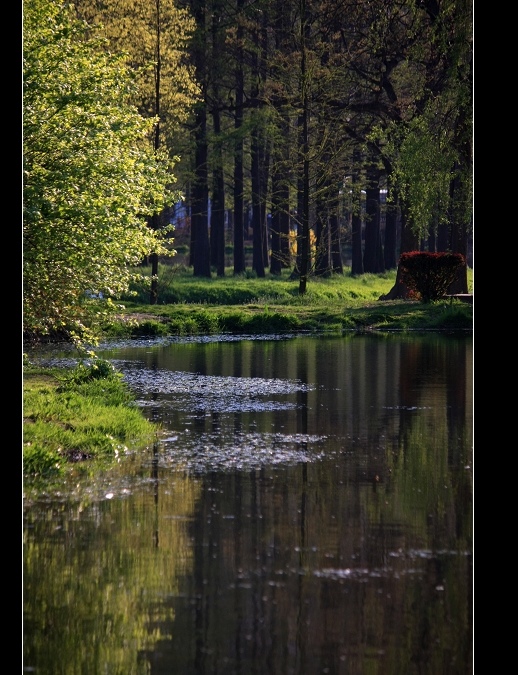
[23,299,473,479]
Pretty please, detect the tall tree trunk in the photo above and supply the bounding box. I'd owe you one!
[269,124,291,275]
[270,161,283,275]
[298,0,310,295]
[149,0,163,304]
[363,166,384,273]
[270,0,292,274]
[210,138,225,276]
[350,152,363,276]
[250,13,268,278]
[190,0,210,277]
[446,161,469,294]
[192,103,211,277]
[383,192,398,270]
[251,128,266,277]
[314,186,330,276]
[330,189,343,274]
[379,196,418,300]
[260,143,270,267]
[233,0,245,275]
[209,2,226,277]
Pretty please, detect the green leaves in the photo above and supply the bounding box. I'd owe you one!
[23,0,180,341]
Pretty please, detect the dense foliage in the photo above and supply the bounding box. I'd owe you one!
[23,0,180,342]
[23,0,473,340]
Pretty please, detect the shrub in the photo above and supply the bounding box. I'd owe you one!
[399,252,466,303]
[60,358,120,387]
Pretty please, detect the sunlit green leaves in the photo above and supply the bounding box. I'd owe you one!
[23,0,180,341]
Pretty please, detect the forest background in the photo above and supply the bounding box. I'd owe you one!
[23,0,472,345]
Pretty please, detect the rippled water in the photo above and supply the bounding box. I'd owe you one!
[23,332,473,675]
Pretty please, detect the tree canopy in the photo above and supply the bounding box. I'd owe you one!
[23,0,182,341]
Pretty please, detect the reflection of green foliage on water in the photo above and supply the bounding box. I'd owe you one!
[355,411,472,671]
[23,334,473,673]
[23,474,201,674]
[387,413,472,544]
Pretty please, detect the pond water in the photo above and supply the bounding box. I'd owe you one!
[23,332,473,675]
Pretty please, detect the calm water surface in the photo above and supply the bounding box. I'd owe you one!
[23,332,473,675]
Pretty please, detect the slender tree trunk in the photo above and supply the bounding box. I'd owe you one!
[210,106,225,276]
[379,196,418,300]
[446,162,469,294]
[210,147,225,276]
[192,104,211,277]
[270,0,292,274]
[363,166,384,273]
[209,3,225,276]
[350,152,363,276]
[233,0,245,275]
[260,143,270,267]
[314,187,330,276]
[150,1,162,304]
[298,0,310,295]
[190,0,210,277]
[269,130,291,275]
[270,161,283,275]
[250,14,268,278]
[383,193,398,270]
[251,128,266,277]
[330,189,343,274]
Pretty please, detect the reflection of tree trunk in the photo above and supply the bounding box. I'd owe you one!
[446,338,469,466]
[397,340,421,443]
[296,461,308,667]
[152,439,159,548]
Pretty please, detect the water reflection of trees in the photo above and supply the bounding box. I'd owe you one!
[24,335,472,674]
[155,335,472,673]
[23,474,201,674]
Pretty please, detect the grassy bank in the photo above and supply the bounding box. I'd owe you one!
[23,357,158,479]
[105,264,474,336]
[23,266,473,479]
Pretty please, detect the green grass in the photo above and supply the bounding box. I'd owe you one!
[23,359,158,479]
[122,264,398,306]
[105,264,473,336]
